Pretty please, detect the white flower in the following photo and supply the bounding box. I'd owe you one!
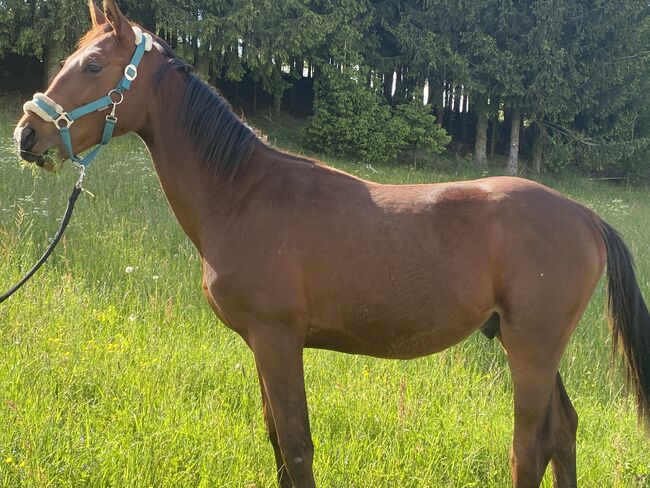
[125,266,134,274]
[152,275,159,281]
[128,315,136,322]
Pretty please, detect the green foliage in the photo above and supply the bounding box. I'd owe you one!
[303,66,451,165]
[303,66,409,164]
[3,0,650,177]
[154,0,371,101]
[0,0,88,58]
[535,0,650,177]
[394,100,450,160]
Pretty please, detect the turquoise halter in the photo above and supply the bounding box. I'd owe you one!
[23,26,153,168]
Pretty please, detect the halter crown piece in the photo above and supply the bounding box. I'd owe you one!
[23,26,153,169]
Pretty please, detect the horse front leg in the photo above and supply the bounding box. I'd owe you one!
[250,330,316,488]
[256,365,293,488]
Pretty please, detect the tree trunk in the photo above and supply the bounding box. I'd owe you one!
[196,52,209,80]
[434,82,444,123]
[474,109,488,168]
[531,122,546,174]
[290,59,300,111]
[383,70,394,103]
[43,40,63,87]
[489,118,497,158]
[489,97,500,157]
[290,83,297,111]
[461,93,470,147]
[394,66,405,104]
[272,90,282,118]
[446,84,455,135]
[506,108,521,175]
[453,87,461,139]
[443,83,451,132]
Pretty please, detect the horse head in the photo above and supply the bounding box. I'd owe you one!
[14,0,160,170]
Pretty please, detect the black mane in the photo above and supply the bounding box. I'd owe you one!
[153,40,257,179]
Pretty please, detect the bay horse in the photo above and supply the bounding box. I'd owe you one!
[12,1,650,487]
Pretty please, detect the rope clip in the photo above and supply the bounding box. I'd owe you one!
[75,164,86,189]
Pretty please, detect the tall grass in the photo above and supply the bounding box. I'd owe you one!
[1,108,649,487]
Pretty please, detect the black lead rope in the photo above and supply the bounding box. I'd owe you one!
[0,184,82,304]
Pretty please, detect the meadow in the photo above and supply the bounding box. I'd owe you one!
[0,105,649,487]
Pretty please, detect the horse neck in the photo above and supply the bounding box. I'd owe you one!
[136,73,269,254]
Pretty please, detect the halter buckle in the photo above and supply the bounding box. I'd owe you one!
[124,64,138,81]
[55,113,74,129]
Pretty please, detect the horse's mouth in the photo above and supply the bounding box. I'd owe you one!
[19,147,59,171]
[20,149,45,166]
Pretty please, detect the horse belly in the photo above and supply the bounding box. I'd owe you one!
[305,304,489,359]
[303,254,494,358]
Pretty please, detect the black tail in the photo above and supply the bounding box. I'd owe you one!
[594,219,650,428]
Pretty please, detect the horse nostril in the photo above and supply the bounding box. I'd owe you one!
[20,126,37,152]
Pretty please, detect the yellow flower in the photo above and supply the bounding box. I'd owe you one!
[4,456,13,464]
[19,460,26,468]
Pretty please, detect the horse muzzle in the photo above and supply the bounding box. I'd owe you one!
[14,123,60,170]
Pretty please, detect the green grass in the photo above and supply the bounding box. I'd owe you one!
[1,106,649,487]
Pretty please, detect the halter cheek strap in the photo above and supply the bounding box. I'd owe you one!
[22,26,153,168]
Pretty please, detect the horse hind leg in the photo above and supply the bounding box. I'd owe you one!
[506,366,577,488]
[549,373,578,488]
[496,306,582,488]
[506,357,557,487]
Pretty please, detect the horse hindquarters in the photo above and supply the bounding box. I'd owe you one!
[493,206,604,487]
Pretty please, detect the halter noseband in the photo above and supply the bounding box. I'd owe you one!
[23,26,153,168]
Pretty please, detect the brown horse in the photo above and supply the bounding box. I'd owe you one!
[12,2,650,487]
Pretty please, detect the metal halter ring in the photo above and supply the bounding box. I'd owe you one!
[108,89,124,105]
[55,113,74,129]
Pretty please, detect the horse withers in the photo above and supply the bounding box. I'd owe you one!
[13,1,650,487]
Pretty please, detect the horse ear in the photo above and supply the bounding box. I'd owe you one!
[103,0,134,42]
[88,1,107,27]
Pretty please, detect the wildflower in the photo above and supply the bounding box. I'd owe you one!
[128,315,136,322]
[4,456,13,464]
[152,275,159,281]
[125,266,134,274]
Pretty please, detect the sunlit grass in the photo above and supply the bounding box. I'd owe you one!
[1,107,649,487]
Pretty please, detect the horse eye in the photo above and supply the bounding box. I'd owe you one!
[85,62,103,74]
